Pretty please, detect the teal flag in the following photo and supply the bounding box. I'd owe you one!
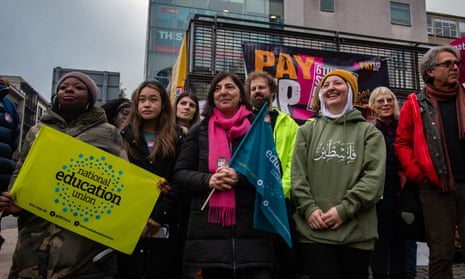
[229,103,292,247]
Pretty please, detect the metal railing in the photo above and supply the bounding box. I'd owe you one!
[184,14,437,102]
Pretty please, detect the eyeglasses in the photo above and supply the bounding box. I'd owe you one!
[375,97,394,105]
[434,60,461,69]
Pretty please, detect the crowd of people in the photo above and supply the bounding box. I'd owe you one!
[0,44,464,279]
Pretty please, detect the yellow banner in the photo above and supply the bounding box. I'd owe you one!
[10,126,161,254]
[170,33,187,103]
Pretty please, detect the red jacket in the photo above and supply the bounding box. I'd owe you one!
[394,93,440,188]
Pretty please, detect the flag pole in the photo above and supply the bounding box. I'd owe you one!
[199,103,268,211]
[200,188,215,211]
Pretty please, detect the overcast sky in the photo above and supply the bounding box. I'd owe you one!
[426,0,465,17]
[0,0,148,101]
[0,0,462,101]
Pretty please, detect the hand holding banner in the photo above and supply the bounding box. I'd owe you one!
[10,125,161,254]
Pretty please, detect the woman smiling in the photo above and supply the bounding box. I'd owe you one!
[292,69,386,279]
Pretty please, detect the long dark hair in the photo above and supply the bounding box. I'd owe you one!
[101,98,130,125]
[122,80,176,161]
[174,92,200,128]
[201,72,251,118]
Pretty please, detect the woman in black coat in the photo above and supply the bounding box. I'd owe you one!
[117,80,186,279]
[175,72,274,279]
[368,86,408,279]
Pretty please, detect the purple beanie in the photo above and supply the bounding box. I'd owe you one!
[54,71,99,107]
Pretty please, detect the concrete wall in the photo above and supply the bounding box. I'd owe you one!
[285,0,428,43]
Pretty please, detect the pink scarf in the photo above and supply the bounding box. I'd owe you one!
[208,105,251,226]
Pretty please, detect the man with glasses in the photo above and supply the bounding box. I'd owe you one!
[395,45,465,279]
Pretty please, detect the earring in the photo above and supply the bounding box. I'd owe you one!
[85,103,90,110]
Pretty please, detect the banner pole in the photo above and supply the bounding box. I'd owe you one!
[199,103,268,211]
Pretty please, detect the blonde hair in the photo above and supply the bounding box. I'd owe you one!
[368,86,400,118]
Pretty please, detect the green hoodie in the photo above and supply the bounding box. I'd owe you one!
[291,109,386,250]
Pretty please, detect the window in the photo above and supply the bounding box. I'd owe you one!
[320,0,334,12]
[210,0,244,13]
[434,18,457,38]
[427,15,433,35]
[460,22,465,37]
[246,0,266,15]
[428,14,465,38]
[390,2,410,26]
[270,0,284,19]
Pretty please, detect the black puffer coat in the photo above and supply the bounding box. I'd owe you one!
[118,124,189,278]
[120,124,185,225]
[175,117,274,270]
[0,96,19,192]
[375,118,403,236]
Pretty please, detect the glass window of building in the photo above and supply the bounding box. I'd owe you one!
[210,0,244,13]
[320,0,334,12]
[146,0,284,90]
[460,21,465,37]
[434,18,457,38]
[173,0,187,6]
[270,0,283,23]
[184,0,209,9]
[229,0,245,14]
[390,1,410,26]
[427,15,433,35]
[246,0,266,16]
